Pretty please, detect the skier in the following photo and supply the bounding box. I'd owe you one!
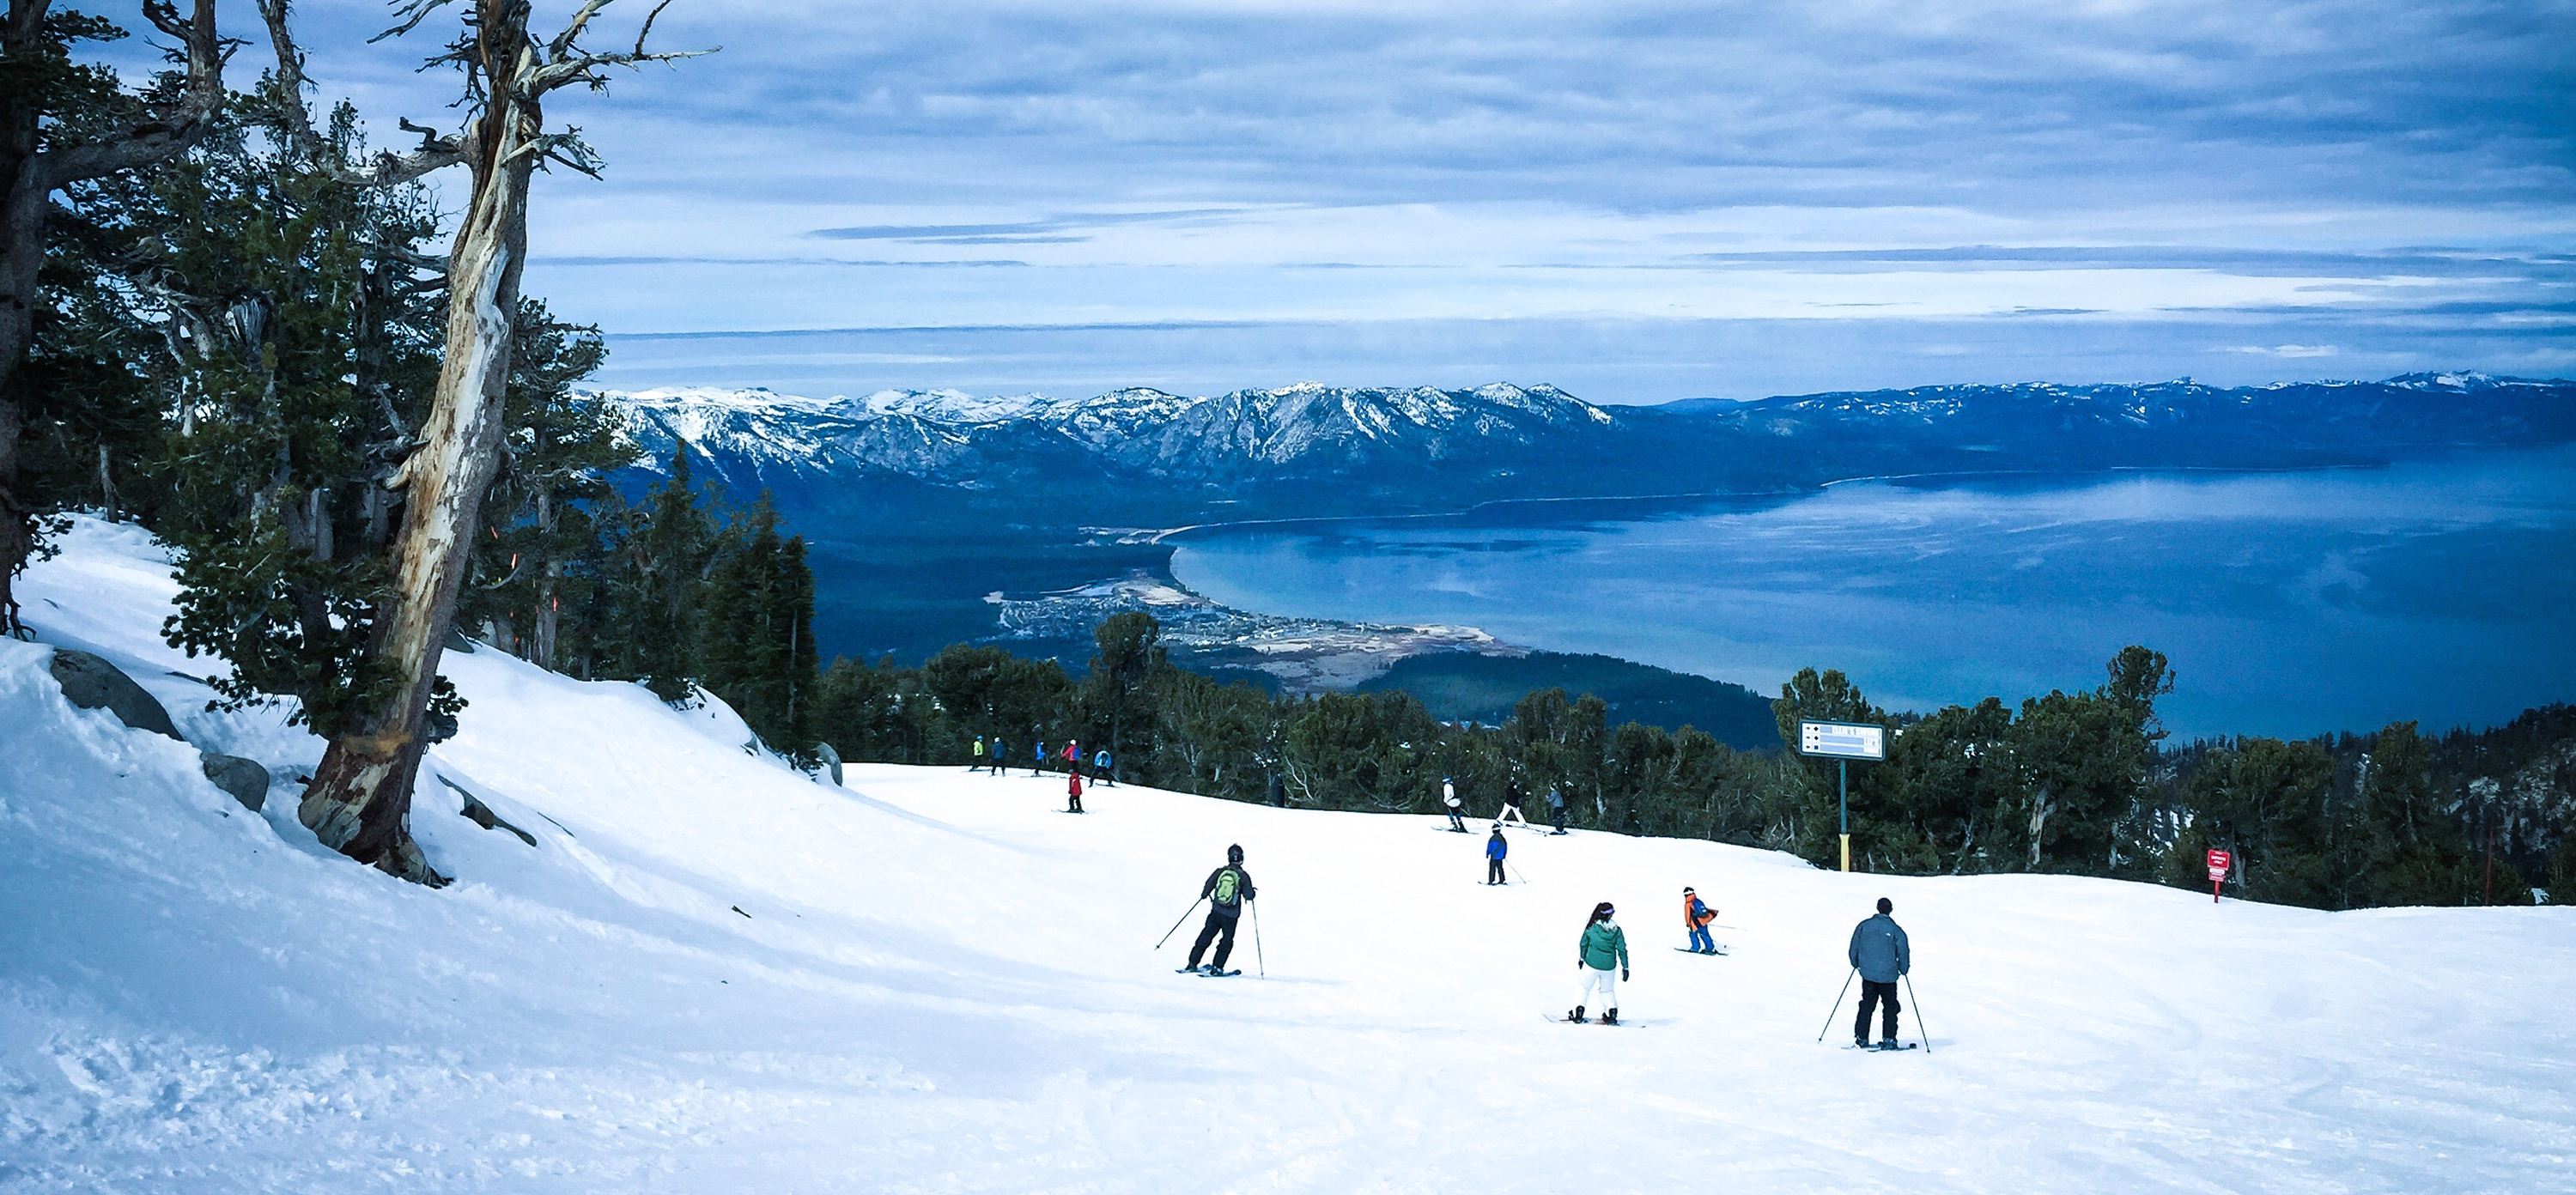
[1570,901,1628,1024]
[1267,772,1285,807]
[1094,747,1115,786]
[1066,767,1084,814]
[1682,887,1717,953]
[971,734,987,773]
[990,737,1009,779]
[1182,845,1258,975]
[1485,824,1510,884]
[1061,738,1082,776]
[1848,897,1912,1049]
[1443,777,1466,832]
[1546,785,1568,834]
[1498,781,1530,828]
[1030,739,1047,778]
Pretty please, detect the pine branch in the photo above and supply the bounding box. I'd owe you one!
[256,0,470,186]
[32,0,227,188]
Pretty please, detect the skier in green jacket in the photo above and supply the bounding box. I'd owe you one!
[1570,901,1630,1024]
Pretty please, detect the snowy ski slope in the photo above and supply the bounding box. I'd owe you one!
[2,519,2570,1192]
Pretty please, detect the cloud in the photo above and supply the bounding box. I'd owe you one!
[2217,345,2342,358]
[145,0,2576,395]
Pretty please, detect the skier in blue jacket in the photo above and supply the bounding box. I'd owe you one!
[1848,897,1912,1049]
[1485,824,1509,884]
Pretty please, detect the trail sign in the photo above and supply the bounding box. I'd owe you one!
[1798,720,1886,872]
[2207,849,2232,902]
[1798,720,1886,761]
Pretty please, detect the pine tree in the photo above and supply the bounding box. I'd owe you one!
[0,1,225,637]
[624,444,711,702]
[2354,721,2482,907]
[1085,610,1165,778]
[145,98,449,737]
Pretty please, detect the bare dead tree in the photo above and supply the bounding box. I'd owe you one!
[260,0,707,884]
[0,1,225,637]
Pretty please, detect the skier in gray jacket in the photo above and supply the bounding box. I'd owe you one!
[1848,897,1911,1049]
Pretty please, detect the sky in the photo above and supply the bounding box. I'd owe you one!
[111,1,2576,402]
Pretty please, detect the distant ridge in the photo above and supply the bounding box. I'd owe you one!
[600,373,2576,526]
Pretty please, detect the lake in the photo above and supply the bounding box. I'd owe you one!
[1167,447,2576,741]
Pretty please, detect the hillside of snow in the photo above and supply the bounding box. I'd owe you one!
[3,518,2572,1192]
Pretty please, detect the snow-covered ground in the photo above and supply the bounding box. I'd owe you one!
[3,519,2570,1192]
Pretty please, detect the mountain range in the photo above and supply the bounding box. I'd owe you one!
[605,372,2576,527]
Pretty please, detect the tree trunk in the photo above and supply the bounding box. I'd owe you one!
[533,487,559,670]
[0,120,51,637]
[298,9,543,884]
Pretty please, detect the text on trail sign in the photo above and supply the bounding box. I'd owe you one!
[2207,849,2231,882]
[1798,720,1886,761]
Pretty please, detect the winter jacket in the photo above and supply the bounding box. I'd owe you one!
[972,738,986,758]
[1683,895,1714,929]
[1095,750,1110,768]
[1063,742,1080,762]
[1201,865,1256,914]
[1034,743,1046,761]
[1443,782,1459,810]
[1545,787,1565,810]
[1848,913,1911,982]
[1486,834,1508,860]
[1579,919,1629,970]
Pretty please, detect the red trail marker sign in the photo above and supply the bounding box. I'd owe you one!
[2207,849,2232,903]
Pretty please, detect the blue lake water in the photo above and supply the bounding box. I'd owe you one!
[1167,447,2576,740]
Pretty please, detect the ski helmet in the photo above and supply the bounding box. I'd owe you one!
[1227,844,1244,864]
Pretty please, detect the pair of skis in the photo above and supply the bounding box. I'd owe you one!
[1175,965,1242,978]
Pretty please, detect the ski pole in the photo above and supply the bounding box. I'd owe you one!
[1507,858,1528,884]
[1155,897,1206,949]
[1249,897,1266,978]
[1814,968,1857,1042]
[1904,972,1929,1054]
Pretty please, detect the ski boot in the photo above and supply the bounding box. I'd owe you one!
[1876,1039,1905,1051]
[1601,1010,1619,1026]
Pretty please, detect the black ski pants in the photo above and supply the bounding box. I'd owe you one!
[1487,858,1506,883]
[1856,979,1902,1042]
[1551,806,1565,832]
[1188,908,1241,968]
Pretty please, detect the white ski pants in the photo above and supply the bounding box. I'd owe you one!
[1576,965,1618,1010]
[1498,804,1528,826]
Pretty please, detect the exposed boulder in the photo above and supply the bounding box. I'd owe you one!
[199,753,270,812]
[48,649,181,742]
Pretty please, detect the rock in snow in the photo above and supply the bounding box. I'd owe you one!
[2,514,2571,1192]
[46,647,180,741]
[197,752,270,812]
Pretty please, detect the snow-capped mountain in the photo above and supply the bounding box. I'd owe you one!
[600,373,2576,522]
[605,381,1631,502]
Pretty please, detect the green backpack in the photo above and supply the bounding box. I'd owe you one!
[1212,868,1242,906]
